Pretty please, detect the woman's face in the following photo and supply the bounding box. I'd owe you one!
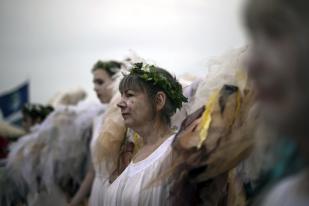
[245,0,309,134]
[22,114,33,132]
[117,89,154,129]
[22,114,41,132]
[93,69,113,104]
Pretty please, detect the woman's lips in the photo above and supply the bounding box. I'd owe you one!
[121,113,130,119]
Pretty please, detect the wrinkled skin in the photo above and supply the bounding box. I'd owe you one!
[117,89,155,129]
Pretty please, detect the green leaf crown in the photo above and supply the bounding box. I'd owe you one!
[129,62,188,112]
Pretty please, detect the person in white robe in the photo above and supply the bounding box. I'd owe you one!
[90,62,187,206]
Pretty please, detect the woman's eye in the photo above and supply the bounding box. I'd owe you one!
[95,80,104,85]
[126,92,134,97]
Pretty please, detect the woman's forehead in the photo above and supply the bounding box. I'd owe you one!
[93,69,110,79]
[121,87,144,95]
[119,75,145,92]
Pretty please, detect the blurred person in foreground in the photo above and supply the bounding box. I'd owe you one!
[245,0,309,205]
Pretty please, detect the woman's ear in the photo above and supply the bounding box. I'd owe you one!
[155,91,166,111]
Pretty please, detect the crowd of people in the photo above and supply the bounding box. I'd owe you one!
[1,0,309,205]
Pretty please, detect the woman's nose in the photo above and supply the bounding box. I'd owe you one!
[117,99,126,109]
[94,85,99,92]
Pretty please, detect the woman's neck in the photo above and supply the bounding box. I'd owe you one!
[134,117,172,145]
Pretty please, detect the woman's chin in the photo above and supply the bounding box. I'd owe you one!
[123,119,133,127]
[100,98,109,104]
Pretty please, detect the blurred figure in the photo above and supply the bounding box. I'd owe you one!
[68,60,123,206]
[0,121,25,159]
[92,60,123,104]
[48,87,87,108]
[167,48,255,206]
[22,103,54,132]
[0,60,122,206]
[245,0,309,205]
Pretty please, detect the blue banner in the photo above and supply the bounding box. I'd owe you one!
[0,82,29,124]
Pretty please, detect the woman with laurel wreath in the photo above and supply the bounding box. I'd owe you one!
[90,63,187,206]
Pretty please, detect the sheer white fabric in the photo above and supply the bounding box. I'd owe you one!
[6,100,105,206]
[89,113,109,206]
[90,135,174,206]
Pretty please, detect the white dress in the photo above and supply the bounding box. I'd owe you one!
[89,113,109,206]
[90,135,174,206]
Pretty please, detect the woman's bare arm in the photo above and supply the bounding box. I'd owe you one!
[68,163,95,206]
